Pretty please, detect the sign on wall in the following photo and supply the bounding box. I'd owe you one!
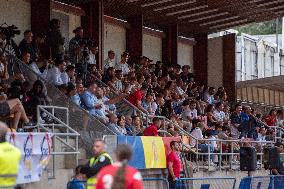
[6,132,52,184]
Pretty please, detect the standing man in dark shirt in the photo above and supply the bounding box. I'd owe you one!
[19,30,38,62]
[82,139,112,189]
[45,19,65,59]
[271,142,284,175]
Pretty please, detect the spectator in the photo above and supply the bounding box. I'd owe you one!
[104,50,116,71]
[19,30,38,62]
[239,106,257,139]
[127,84,148,115]
[181,100,197,122]
[213,102,225,123]
[180,65,194,83]
[115,52,130,76]
[132,116,144,136]
[107,113,124,135]
[204,87,215,104]
[117,115,127,135]
[271,142,284,175]
[276,110,284,127]
[26,80,50,120]
[142,93,157,115]
[29,58,49,79]
[65,65,76,84]
[69,27,84,65]
[46,19,65,59]
[67,165,86,189]
[265,109,277,126]
[167,141,182,189]
[0,93,33,130]
[0,53,9,81]
[143,117,161,136]
[88,45,98,65]
[125,116,135,135]
[114,70,123,92]
[66,83,81,107]
[46,59,68,86]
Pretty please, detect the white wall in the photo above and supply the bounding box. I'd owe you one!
[178,41,193,70]
[104,22,126,63]
[143,33,162,63]
[0,0,31,44]
[208,37,223,89]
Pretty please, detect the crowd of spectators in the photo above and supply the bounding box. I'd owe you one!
[0,18,283,154]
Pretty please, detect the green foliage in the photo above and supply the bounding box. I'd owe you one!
[234,19,282,35]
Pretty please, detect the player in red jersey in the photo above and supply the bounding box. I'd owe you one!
[96,144,143,189]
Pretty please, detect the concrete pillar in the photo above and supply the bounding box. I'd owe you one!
[31,0,51,36]
[162,24,178,65]
[81,0,104,69]
[223,33,236,102]
[126,15,143,63]
[193,33,208,86]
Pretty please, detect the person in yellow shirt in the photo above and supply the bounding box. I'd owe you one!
[0,121,21,188]
[81,139,113,189]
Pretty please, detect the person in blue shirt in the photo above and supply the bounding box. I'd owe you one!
[67,165,86,189]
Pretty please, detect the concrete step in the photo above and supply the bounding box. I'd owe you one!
[23,168,74,189]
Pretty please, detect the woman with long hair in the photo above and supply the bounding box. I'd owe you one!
[96,144,143,189]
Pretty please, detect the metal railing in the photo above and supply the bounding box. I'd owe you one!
[176,177,236,189]
[181,137,275,172]
[36,105,80,179]
[9,56,115,156]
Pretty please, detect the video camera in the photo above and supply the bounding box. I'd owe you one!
[0,24,21,40]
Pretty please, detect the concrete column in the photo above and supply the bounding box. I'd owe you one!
[162,24,178,65]
[126,15,143,63]
[81,0,104,69]
[193,33,208,86]
[223,33,236,102]
[31,0,51,36]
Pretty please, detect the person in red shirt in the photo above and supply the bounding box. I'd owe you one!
[127,84,148,114]
[265,109,277,126]
[167,141,182,189]
[143,117,161,136]
[96,144,143,189]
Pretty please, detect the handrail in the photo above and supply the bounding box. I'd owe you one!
[10,56,116,134]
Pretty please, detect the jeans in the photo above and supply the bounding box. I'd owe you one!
[198,143,214,161]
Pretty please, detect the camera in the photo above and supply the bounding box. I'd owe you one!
[0,24,21,40]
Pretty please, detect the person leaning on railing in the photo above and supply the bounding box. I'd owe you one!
[0,121,21,188]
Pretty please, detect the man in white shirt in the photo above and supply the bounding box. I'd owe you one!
[88,45,98,65]
[181,100,198,122]
[46,60,68,86]
[115,52,130,76]
[204,87,215,104]
[29,59,49,79]
[104,50,116,71]
[213,102,225,123]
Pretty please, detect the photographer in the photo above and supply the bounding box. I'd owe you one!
[69,27,84,65]
[19,30,38,62]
